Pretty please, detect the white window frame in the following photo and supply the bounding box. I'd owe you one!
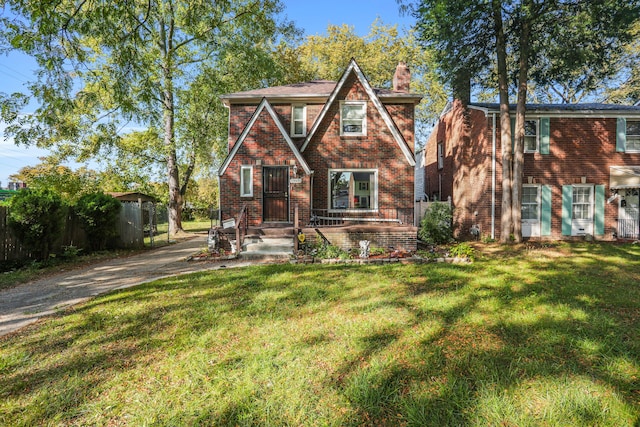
[437,142,444,170]
[290,104,307,137]
[626,119,640,152]
[240,165,253,197]
[340,101,367,136]
[521,184,541,237]
[572,185,593,236]
[524,119,539,153]
[328,169,378,212]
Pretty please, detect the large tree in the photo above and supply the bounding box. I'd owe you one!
[413,0,639,242]
[0,0,298,235]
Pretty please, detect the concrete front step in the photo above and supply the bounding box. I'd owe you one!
[240,236,294,261]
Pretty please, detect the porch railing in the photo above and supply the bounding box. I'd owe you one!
[617,218,639,240]
[309,208,413,227]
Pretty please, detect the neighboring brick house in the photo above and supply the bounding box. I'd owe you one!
[424,99,640,241]
[218,59,422,250]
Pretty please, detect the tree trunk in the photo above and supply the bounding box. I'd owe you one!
[493,0,513,243]
[512,3,533,244]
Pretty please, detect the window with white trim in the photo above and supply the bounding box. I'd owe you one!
[437,142,444,170]
[240,165,253,197]
[522,185,540,221]
[524,119,539,153]
[329,169,377,211]
[627,120,640,151]
[572,186,593,220]
[340,101,367,136]
[291,104,306,137]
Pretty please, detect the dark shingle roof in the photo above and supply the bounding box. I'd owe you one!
[220,80,422,104]
[469,102,640,113]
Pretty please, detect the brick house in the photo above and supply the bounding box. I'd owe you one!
[218,59,422,250]
[424,99,640,241]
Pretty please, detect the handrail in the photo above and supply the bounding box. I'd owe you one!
[235,204,248,254]
[310,208,413,227]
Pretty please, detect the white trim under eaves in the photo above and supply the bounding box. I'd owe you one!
[218,98,312,176]
[467,104,489,116]
[300,58,417,167]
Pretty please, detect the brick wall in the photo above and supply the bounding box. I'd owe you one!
[303,74,415,214]
[220,107,311,226]
[223,72,418,229]
[425,100,640,240]
[304,226,418,251]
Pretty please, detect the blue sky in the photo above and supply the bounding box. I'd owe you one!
[0,0,415,186]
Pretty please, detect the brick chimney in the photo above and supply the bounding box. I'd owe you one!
[393,62,410,93]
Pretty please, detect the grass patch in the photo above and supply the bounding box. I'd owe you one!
[1,243,639,425]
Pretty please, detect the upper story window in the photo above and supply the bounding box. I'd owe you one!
[340,101,367,136]
[437,142,444,170]
[524,119,539,153]
[627,120,640,151]
[291,104,307,137]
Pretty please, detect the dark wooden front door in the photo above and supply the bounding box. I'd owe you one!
[263,166,289,222]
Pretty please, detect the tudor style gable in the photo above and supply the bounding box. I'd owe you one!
[219,98,310,177]
[301,58,415,167]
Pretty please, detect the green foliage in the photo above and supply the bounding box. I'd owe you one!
[75,192,121,251]
[10,159,101,204]
[0,0,301,233]
[418,202,453,245]
[449,242,475,260]
[7,188,66,260]
[1,243,640,424]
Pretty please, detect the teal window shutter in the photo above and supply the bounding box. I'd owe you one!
[541,185,552,236]
[540,117,550,154]
[594,185,605,235]
[561,185,573,236]
[617,117,626,152]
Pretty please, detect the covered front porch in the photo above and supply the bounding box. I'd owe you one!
[610,166,640,240]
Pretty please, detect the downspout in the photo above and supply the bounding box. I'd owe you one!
[217,173,222,226]
[491,112,497,240]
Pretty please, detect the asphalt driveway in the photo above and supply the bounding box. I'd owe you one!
[0,234,250,337]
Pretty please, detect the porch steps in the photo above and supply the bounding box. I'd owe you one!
[240,235,294,261]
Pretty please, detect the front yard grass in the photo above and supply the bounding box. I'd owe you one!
[1,242,639,426]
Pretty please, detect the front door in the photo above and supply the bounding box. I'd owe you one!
[263,166,289,222]
[619,189,640,239]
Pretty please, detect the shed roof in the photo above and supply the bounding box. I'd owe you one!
[107,192,158,203]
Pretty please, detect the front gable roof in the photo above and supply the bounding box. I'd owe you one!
[218,98,312,176]
[300,58,416,167]
[469,102,640,117]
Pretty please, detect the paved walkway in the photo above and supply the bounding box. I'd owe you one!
[0,234,252,338]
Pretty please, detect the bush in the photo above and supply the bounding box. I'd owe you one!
[449,242,475,260]
[75,192,121,251]
[418,203,453,245]
[8,188,67,260]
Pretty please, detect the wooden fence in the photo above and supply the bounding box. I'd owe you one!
[414,197,452,226]
[0,202,150,262]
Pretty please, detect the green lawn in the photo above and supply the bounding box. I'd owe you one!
[1,243,639,426]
